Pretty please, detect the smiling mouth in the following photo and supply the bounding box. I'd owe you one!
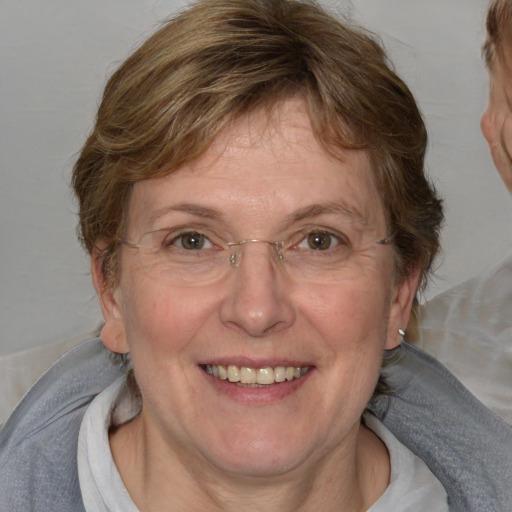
[201,364,311,386]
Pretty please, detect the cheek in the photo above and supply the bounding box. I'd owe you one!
[502,114,512,152]
[501,116,512,191]
[482,110,512,191]
[299,275,392,353]
[119,276,215,356]
[301,282,391,418]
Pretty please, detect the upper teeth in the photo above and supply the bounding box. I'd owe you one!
[204,364,310,385]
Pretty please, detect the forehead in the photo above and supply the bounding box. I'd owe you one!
[128,100,385,232]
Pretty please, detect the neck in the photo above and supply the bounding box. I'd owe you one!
[110,415,389,512]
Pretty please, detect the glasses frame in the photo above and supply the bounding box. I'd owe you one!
[120,230,394,271]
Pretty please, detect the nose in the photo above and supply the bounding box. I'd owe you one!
[480,107,495,146]
[219,243,295,337]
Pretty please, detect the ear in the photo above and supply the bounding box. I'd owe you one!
[385,267,421,350]
[91,246,129,354]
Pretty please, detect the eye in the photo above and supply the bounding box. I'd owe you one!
[299,231,341,251]
[166,231,213,250]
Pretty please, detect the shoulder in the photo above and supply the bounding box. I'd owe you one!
[0,337,125,512]
[368,342,512,511]
[416,251,512,420]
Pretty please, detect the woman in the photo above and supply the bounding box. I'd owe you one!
[482,0,512,192]
[75,1,445,509]
[406,0,512,425]
[371,6,512,507]
[0,1,510,510]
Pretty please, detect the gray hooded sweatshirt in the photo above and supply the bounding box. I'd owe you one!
[0,338,510,511]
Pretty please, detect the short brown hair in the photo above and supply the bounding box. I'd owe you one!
[72,0,443,296]
[483,0,512,69]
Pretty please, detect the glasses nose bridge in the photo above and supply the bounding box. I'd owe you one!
[227,239,284,268]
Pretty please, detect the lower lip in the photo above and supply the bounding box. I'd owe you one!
[200,367,314,405]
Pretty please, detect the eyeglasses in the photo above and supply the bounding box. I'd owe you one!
[120,227,393,286]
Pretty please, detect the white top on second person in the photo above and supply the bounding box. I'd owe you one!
[413,251,512,424]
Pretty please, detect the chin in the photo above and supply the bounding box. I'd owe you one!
[200,424,319,478]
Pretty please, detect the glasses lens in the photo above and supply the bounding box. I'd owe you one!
[125,228,390,285]
[131,229,225,285]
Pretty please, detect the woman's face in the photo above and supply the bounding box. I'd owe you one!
[481,52,512,192]
[95,99,417,478]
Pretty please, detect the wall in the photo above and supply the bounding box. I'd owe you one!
[1,0,511,357]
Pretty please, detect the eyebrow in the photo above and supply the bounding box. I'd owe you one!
[148,203,224,226]
[147,200,367,228]
[284,202,367,226]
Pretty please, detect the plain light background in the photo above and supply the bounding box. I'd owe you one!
[1,0,511,358]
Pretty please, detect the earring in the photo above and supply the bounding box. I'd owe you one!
[398,328,406,337]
